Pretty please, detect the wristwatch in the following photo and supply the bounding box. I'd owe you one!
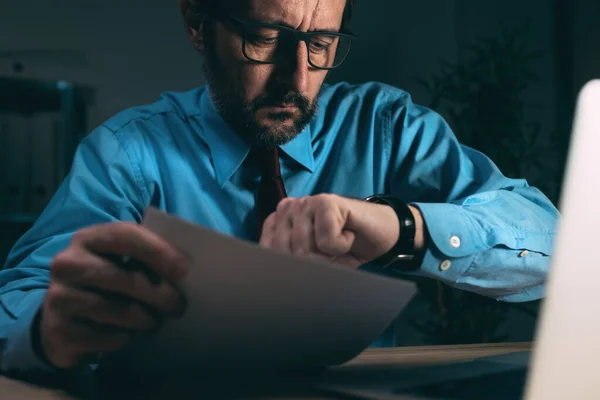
[364,195,420,271]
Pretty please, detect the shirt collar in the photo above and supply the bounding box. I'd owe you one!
[200,88,315,187]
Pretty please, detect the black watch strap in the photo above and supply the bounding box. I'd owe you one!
[364,195,419,271]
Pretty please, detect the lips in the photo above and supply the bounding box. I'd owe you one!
[263,104,298,112]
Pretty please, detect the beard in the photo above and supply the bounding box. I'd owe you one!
[202,37,318,148]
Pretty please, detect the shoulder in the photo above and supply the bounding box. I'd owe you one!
[100,86,206,136]
[317,81,438,122]
[315,81,447,135]
[318,81,410,109]
[315,82,457,157]
[75,87,209,198]
[82,86,209,161]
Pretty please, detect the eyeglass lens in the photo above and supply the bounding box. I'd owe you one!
[244,26,352,69]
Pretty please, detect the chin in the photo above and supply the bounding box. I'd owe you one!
[253,124,301,147]
[255,116,294,133]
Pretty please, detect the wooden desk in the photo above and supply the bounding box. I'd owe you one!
[0,342,532,400]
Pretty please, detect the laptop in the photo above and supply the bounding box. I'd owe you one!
[523,79,600,399]
[319,80,600,400]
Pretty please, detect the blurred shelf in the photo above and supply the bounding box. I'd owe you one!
[0,213,39,224]
[0,75,94,115]
[0,75,94,215]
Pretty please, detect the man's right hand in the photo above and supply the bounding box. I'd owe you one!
[40,222,190,369]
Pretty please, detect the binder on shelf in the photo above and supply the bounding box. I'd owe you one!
[0,76,93,265]
[29,111,61,214]
[0,113,29,214]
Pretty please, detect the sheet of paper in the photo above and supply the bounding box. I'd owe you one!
[100,207,416,372]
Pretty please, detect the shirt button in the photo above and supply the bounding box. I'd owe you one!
[440,260,452,271]
[519,250,529,258]
[450,236,461,248]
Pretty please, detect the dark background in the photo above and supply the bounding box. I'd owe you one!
[1,0,598,346]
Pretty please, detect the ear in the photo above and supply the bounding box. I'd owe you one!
[186,23,205,53]
[181,3,206,53]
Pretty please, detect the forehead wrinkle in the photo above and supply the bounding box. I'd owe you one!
[283,0,316,30]
[305,0,344,31]
[247,0,341,32]
[307,0,325,31]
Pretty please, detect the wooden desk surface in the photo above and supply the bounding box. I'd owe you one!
[339,341,532,369]
[0,342,532,400]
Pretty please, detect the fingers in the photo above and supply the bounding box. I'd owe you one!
[261,198,314,254]
[41,281,157,367]
[288,200,318,256]
[259,213,277,247]
[46,283,161,333]
[41,301,132,368]
[259,195,354,258]
[43,221,190,369]
[271,198,295,251]
[51,248,186,318]
[314,205,355,257]
[70,222,189,282]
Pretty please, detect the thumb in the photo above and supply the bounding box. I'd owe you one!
[315,229,355,257]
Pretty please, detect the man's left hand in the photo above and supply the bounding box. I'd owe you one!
[259,194,423,269]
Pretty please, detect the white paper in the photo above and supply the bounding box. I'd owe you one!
[101,207,416,372]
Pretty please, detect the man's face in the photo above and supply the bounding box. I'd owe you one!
[201,0,347,147]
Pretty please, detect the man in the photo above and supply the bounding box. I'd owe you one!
[0,0,558,374]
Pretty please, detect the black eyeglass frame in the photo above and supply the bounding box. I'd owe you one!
[212,13,358,70]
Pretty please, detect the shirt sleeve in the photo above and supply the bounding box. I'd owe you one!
[385,93,560,302]
[0,126,147,374]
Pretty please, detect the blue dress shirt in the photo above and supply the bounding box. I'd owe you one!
[0,82,559,373]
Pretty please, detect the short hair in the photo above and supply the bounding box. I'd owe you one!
[343,0,354,27]
[181,0,355,29]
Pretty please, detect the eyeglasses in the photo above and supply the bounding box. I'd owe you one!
[214,14,357,70]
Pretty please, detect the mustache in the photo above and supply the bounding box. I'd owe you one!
[251,92,311,113]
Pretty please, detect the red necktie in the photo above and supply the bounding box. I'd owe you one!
[256,147,288,237]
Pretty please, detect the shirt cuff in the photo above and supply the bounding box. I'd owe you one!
[1,290,56,374]
[411,202,487,282]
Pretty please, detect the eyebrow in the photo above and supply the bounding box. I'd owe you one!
[250,16,341,33]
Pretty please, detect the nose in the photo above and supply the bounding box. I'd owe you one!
[276,41,309,94]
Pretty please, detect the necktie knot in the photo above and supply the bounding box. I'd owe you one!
[253,146,283,178]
